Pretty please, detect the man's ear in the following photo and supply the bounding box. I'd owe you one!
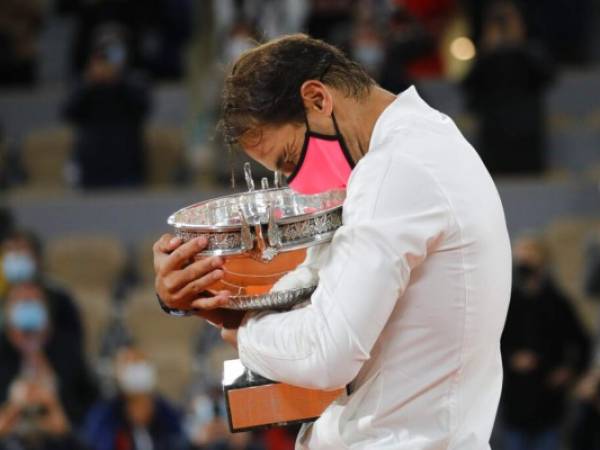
[300,80,333,116]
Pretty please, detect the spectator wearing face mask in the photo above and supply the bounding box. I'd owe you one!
[83,346,186,450]
[1,229,83,347]
[185,386,265,450]
[350,20,385,82]
[63,26,151,189]
[0,283,98,439]
[462,0,555,175]
[500,236,592,450]
[222,20,257,65]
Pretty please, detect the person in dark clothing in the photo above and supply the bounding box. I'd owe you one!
[1,229,84,347]
[462,0,555,176]
[570,369,600,450]
[0,208,12,243]
[304,0,356,51]
[63,27,151,189]
[83,346,186,450]
[378,7,434,95]
[0,0,44,87]
[69,0,148,77]
[500,236,592,450]
[0,283,98,445]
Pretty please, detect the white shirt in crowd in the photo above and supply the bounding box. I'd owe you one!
[237,86,512,449]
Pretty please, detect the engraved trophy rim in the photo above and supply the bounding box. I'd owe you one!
[167,187,345,233]
[166,165,344,310]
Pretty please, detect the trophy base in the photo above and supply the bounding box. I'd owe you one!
[223,359,344,432]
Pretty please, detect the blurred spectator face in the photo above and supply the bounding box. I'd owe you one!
[224,22,256,64]
[115,347,157,426]
[86,26,129,83]
[187,390,230,446]
[351,24,384,78]
[4,283,50,353]
[1,234,39,284]
[513,237,547,294]
[482,0,526,49]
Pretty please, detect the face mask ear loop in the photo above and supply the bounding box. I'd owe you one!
[330,112,356,168]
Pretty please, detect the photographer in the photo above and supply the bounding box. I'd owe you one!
[63,25,151,189]
[0,284,90,450]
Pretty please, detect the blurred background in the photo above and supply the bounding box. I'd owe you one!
[0,0,599,449]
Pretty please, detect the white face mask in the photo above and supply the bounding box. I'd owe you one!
[353,44,384,74]
[225,37,254,64]
[2,252,37,283]
[118,362,156,394]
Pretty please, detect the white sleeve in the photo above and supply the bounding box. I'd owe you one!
[237,153,451,390]
[270,245,328,292]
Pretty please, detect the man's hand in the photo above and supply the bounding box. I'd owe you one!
[154,233,250,328]
[153,234,229,309]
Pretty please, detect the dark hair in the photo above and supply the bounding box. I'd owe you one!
[3,228,43,260]
[220,34,374,146]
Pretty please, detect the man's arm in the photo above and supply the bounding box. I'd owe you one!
[237,153,451,389]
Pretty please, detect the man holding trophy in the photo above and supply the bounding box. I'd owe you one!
[153,34,511,449]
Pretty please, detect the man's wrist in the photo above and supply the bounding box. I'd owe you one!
[155,293,196,317]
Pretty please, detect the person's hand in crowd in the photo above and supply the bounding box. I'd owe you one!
[85,55,119,84]
[7,379,70,437]
[194,417,229,446]
[575,369,600,401]
[0,402,21,437]
[153,234,246,328]
[28,383,70,436]
[510,350,539,373]
[546,366,574,389]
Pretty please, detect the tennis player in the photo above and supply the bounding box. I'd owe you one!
[153,34,512,449]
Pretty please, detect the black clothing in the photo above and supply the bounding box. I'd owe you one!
[462,43,554,175]
[571,400,600,450]
[0,434,87,450]
[63,74,150,188]
[500,278,591,431]
[83,395,186,450]
[42,280,84,348]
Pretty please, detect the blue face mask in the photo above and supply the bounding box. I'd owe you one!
[8,300,48,333]
[2,252,37,283]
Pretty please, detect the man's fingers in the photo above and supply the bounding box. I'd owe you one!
[154,233,178,254]
[166,256,225,293]
[162,237,208,273]
[168,268,225,300]
[191,290,231,310]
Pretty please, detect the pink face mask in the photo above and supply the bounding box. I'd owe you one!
[287,114,354,195]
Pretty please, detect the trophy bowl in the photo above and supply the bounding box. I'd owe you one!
[167,165,344,310]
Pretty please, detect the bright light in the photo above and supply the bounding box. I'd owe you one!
[450,37,476,61]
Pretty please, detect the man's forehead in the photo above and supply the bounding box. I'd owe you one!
[240,124,291,159]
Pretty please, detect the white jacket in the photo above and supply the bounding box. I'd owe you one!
[238,86,512,449]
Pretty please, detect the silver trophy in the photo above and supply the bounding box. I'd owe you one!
[167,163,344,311]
